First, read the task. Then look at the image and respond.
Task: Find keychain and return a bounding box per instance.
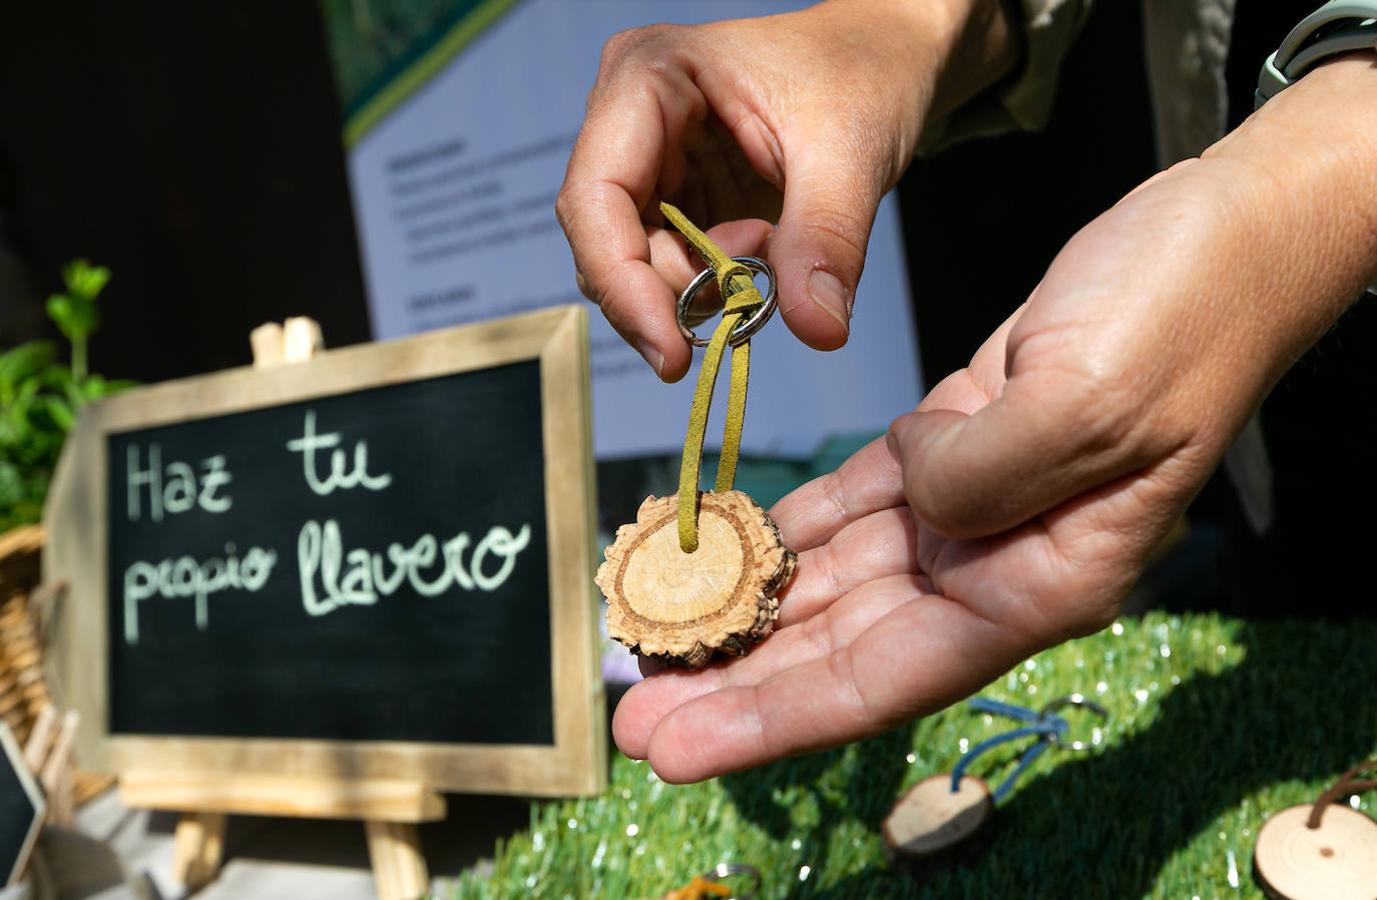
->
[884,695,1108,861]
[1254,760,1377,899]
[598,204,797,668]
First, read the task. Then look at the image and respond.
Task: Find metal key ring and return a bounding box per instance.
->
[703,862,761,899]
[676,256,778,348]
[1040,693,1109,752]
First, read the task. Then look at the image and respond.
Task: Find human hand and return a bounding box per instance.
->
[610,54,1377,782]
[556,0,1016,381]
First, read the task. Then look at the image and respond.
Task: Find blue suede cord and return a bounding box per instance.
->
[950,698,1070,804]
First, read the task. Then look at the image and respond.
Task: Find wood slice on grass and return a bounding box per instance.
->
[1254,803,1377,900]
[883,775,994,861]
[598,490,796,668]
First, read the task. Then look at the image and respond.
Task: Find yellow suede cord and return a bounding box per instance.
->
[661,202,764,553]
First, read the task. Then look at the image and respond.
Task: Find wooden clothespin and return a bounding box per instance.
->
[250,316,324,368]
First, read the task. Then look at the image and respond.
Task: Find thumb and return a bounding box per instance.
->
[769,141,884,350]
[887,372,1157,540]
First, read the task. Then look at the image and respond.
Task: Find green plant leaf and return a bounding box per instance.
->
[46,293,99,343]
[0,341,57,403]
[80,374,106,398]
[10,377,40,423]
[35,366,74,411]
[60,376,84,413]
[42,395,75,432]
[0,460,20,507]
[3,259,126,528]
[76,374,136,402]
[63,259,111,301]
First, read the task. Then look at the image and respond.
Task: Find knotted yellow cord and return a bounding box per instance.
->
[661,202,764,552]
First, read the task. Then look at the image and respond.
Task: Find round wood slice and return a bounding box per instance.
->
[883,775,994,859]
[598,490,796,668]
[1255,803,1377,900]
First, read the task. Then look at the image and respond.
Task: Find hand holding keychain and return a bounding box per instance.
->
[598,204,797,668]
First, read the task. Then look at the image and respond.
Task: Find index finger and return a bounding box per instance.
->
[556,60,705,382]
[642,579,1029,783]
[768,436,904,552]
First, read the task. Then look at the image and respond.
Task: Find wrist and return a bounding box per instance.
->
[825,0,1020,119]
[1200,53,1377,357]
[927,0,1023,120]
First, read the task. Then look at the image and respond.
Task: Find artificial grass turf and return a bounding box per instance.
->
[450,613,1377,898]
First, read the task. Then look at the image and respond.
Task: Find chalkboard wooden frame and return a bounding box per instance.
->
[44,305,606,796]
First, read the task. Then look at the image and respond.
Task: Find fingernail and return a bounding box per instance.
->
[808,269,850,333]
[636,340,665,377]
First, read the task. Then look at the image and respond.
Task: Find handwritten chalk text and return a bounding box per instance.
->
[286,410,392,496]
[121,410,533,643]
[123,544,277,644]
[126,444,233,522]
[297,519,530,616]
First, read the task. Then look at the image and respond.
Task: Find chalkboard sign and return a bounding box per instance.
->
[0,724,43,886]
[107,360,552,744]
[46,306,604,796]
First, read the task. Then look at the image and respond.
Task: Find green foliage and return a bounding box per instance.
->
[45,258,111,381]
[0,260,130,532]
[449,613,1377,898]
[323,0,478,113]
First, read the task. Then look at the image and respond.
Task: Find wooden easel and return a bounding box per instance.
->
[124,318,444,900]
[124,771,443,898]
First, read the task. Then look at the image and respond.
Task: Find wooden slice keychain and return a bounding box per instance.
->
[884,695,1107,862]
[598,205,796,668]
[1254,760,1377,900]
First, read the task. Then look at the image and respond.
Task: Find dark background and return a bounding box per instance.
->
[1,1,1369,618]
[106,362,554,744]
[0,3,370,378]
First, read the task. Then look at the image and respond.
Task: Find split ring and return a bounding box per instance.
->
[1041,693,1109,752]
[703,862,761,899]
[676,256,778,348]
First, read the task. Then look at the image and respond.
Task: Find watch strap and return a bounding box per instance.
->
[1256,2,1377,107]
[1256,2,1377,296]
